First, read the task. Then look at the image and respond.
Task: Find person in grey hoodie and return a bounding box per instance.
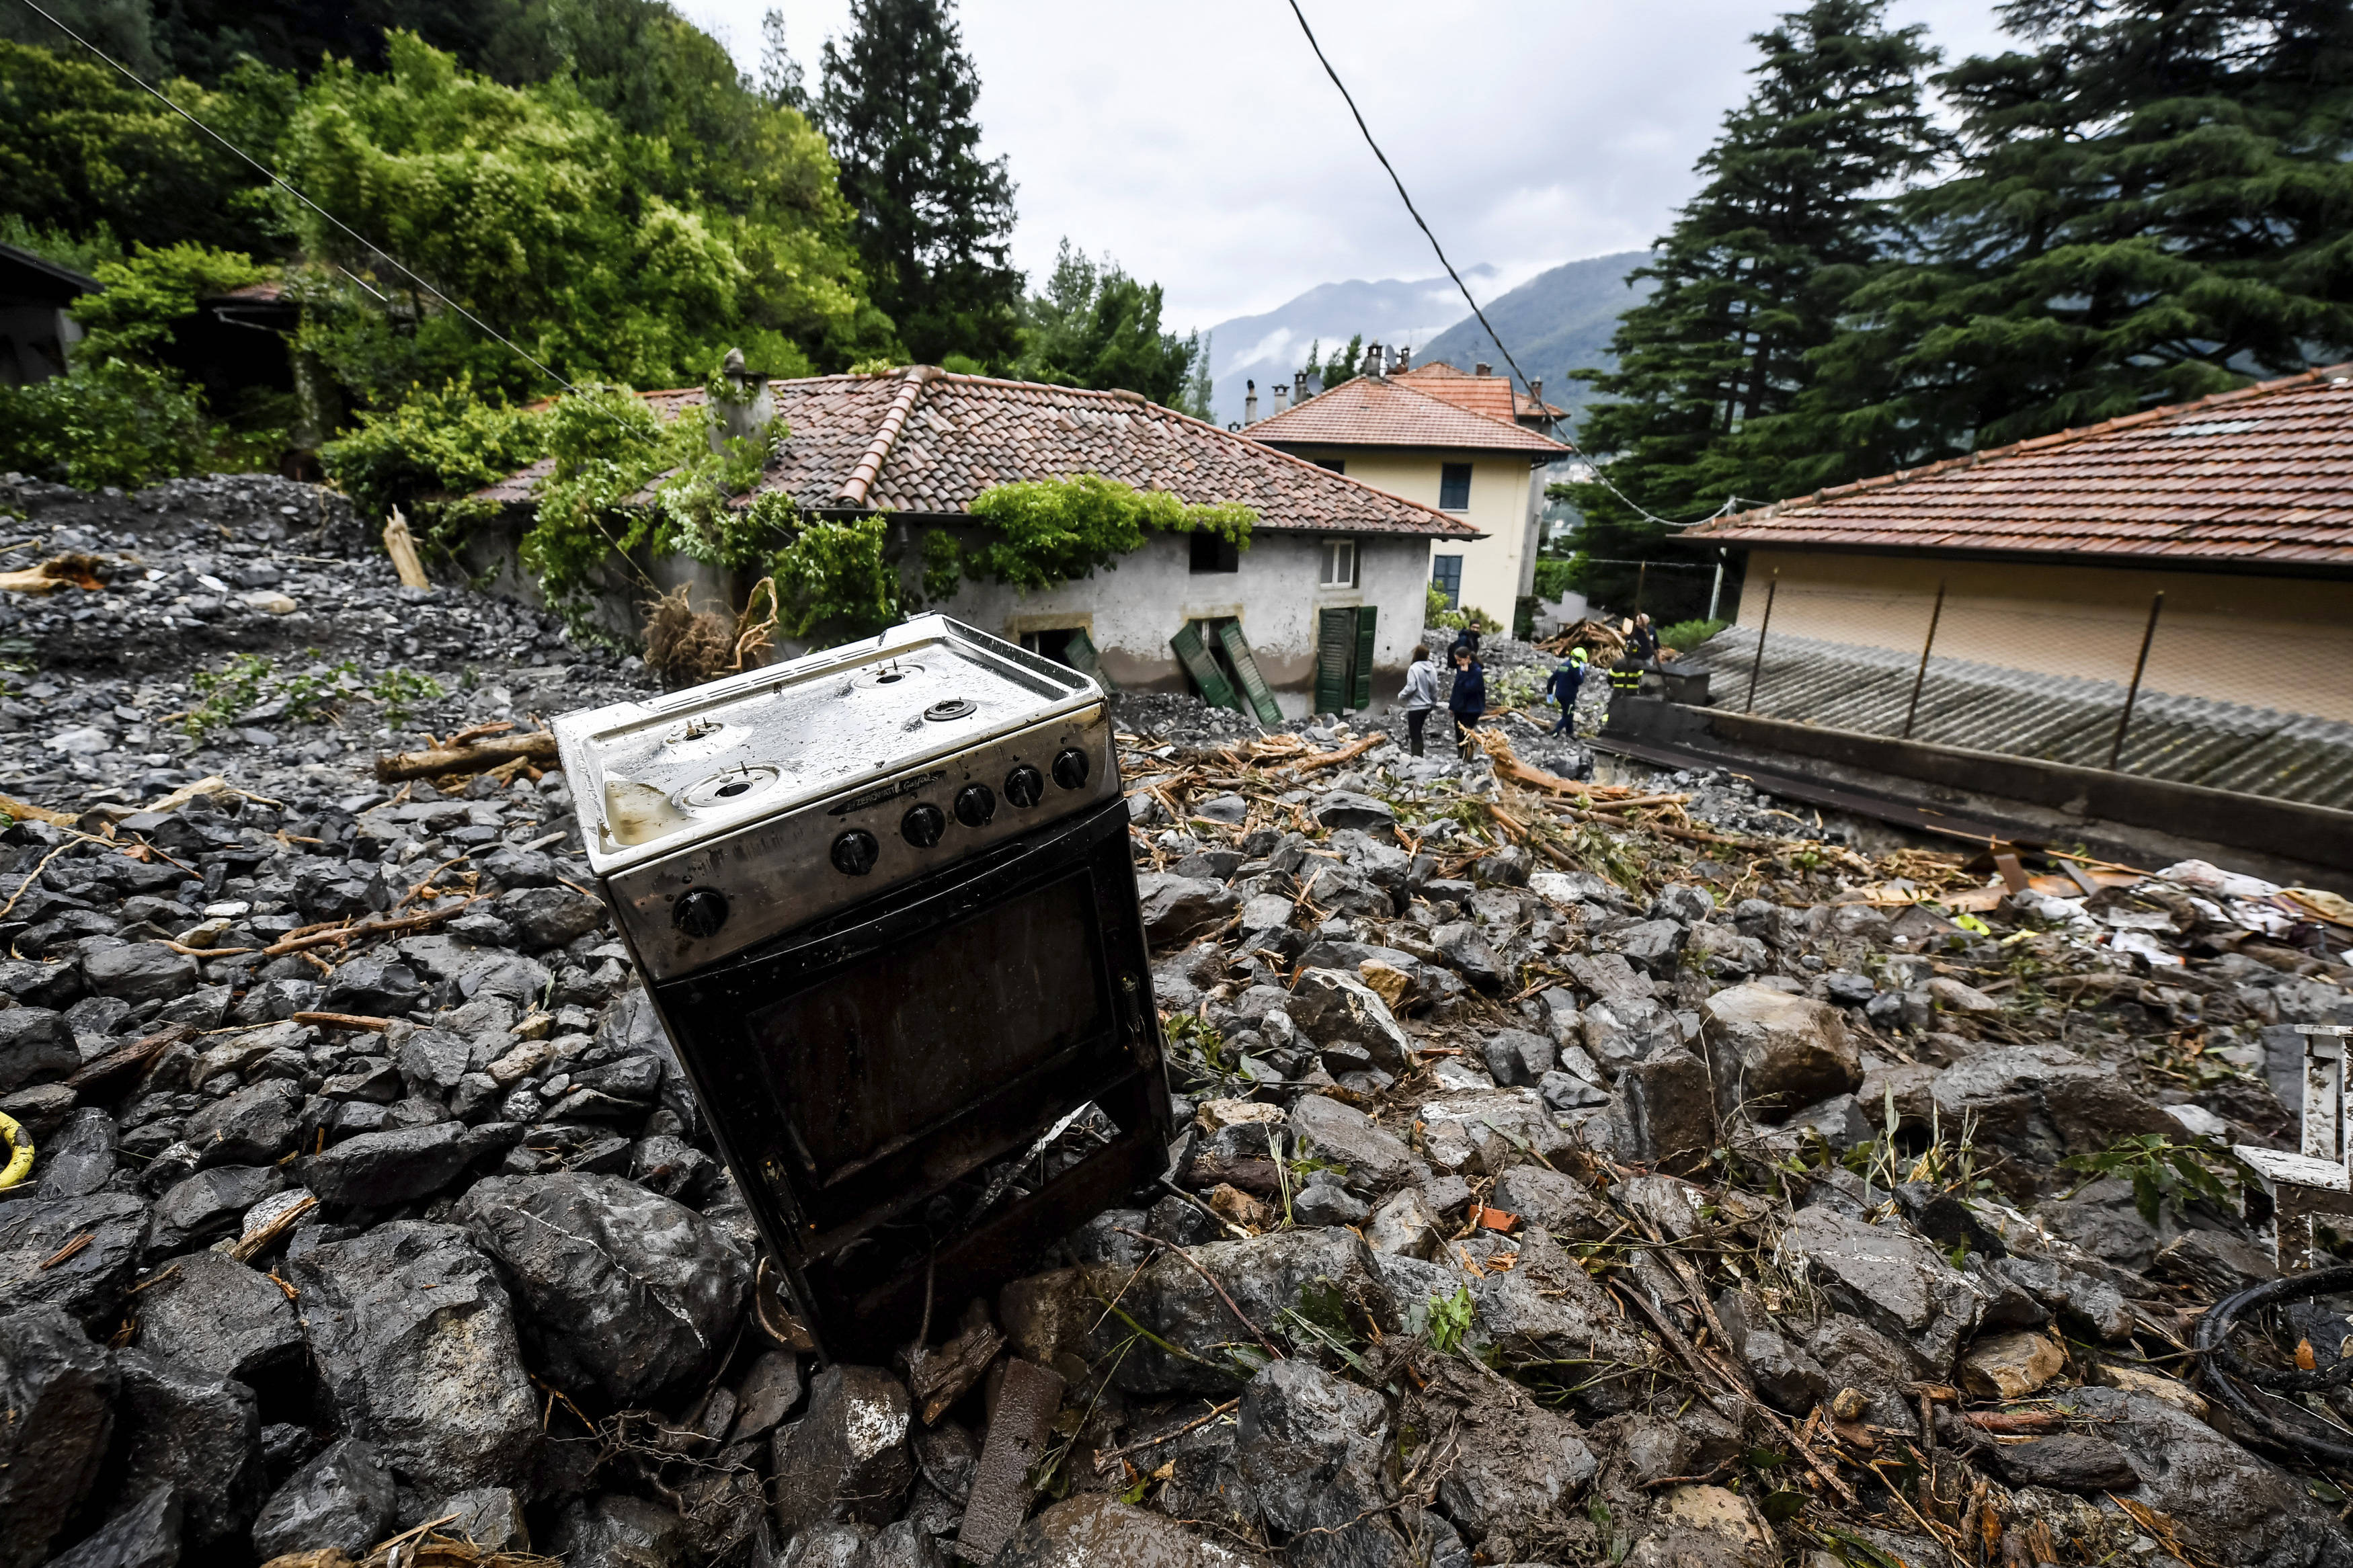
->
[1401,643,1441,756]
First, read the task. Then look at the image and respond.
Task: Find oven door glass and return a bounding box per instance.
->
[743,870,1109,1186]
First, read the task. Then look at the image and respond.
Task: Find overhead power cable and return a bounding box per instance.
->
[10,0,630,419]
[1281,0,1743,534]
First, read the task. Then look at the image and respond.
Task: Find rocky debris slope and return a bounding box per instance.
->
[0,474,2348,1568]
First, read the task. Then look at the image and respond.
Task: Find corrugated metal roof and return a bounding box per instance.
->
[475,369,1480,536]
[1689,363,2353,569]
[1696,626,2353,811]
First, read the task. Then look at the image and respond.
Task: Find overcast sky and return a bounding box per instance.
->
[678,1,2014,333]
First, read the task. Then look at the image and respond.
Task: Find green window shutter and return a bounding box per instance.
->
[1170,620,1240,710]
[1216,620,1283,726]
[1351,605,1377,710]
[1064,626,1112,689]
[1314,608,1353,715]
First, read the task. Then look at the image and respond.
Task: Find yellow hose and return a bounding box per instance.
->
[0,1111,32,1190]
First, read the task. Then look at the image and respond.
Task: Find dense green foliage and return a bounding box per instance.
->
[1012,240,1202,407]
[316,378,547,533]
[1562,0,1941,620]
[1560,0,2353,621]
[944,474,1254,593]
[820,0,1021,367]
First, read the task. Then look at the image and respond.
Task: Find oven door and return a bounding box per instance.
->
[650,794,1167,1356]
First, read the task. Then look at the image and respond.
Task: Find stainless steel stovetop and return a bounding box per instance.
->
[554,615,1119,979]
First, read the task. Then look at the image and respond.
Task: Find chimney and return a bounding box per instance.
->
[711,346,776,454]
[1271,383,1288,415]
[1244,378,1257,423]
[1474,362,1491,377]
[1394,344,1411,373]
[1364,341,1386,378]
[1528,378,1543,417]
[1294,369,1308,403]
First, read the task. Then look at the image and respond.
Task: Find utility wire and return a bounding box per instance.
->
[1282,0,1745,534]
[11,0,629,419]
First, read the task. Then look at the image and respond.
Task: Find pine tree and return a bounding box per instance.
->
[1805,0,2353,460]
[820,0,1021,366]
[758,9,809,112]
[1012,239,1198,405]
[1179,329,1214,420]
[1560,0,1942,618]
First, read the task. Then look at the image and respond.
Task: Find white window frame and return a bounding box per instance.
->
[1320,538,1357,588]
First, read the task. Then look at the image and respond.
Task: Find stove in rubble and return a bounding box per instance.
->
[556,614,1169,1359]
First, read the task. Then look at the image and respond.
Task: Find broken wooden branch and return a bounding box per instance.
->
[64,1024,193,1098]
[0,552,108,596]
[375,732,557,783]
[1287,733,1389,774]
[261,895,481,957]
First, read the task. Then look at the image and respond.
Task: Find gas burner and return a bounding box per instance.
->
[680,764,783,809]
[924,698,975,721]
[857,663,923,688]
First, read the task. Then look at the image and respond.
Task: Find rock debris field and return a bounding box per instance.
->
[0,473,2350,1568]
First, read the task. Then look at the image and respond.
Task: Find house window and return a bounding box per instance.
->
[1320,539,1357,587]
[1189,531,1238,573]
[1315,458,1346,474]
[1439,463,1472,511]
[1431,554,1463,608]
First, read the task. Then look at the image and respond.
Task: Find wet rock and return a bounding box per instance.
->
[1986,1432,2139,1493]
[495,886,606,950]
[1234,1360,1412,1568]
[1780,1207,1985,1375]
[456,1171,750,1407]
[113,1347,265,1545]
[1365,1187,1441,1258]
[320,959,423,1018]
[731,1350,805,1442]
[547,1495,690,1568]
[85,943,198,1005]
[1700,983,1860,1122]
[2071,1385,2344,1567]
[36,1107,118,1199]
[1136,876,1242,946]
[1929,1045,2173,1165]
[1987,1254,2132,1342]
[1291,1178,1369,1228]
[250,1438,397,1560]
[1613,1049,1716,1175]
[1489,1167,1613,1242]
[1426,1368,1597,1545]
[1610,1406,1743,1490]
[1286,969,1414,1073]
[0,1305,117,1568]
[1714,1292,1829,1413]
[0,1192,150,1331]
[1313,793,1395,837]
[1595,917,1686,979]
[132,1249,302,1385]
[771,1365,913,1537]
[150,1163,286,1255]
[2029,1178,2173,1273]
[1428,922,1507,989]
[1288,1094,1414,1195]
[1959,1330,2065,1400]
[300,1120,518,1208]
[1117,1227,1384,1397]
[184,1080,304,1167]
[785,1522,875,1568]
[440,1487,529,1553]
[44,1489,180,1568]
[0,1005,77,1093]
[1470,1232,1654,1416]
[287,1222,540,1492]
[1624,1485,1771,1568]
[1479,1028,1553,1088]
[1002,1497,1267,1568]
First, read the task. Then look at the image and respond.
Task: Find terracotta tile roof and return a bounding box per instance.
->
[1240,372,1568,456]
[1688,363,2353,569]
[1396,360,1564,423]
[476,369,1478,536]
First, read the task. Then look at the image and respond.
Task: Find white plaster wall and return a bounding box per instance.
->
[929,528,1433,705]
[1259,448,1532,626]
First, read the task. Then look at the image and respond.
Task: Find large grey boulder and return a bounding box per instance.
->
[0,1192,150,1332]
[0,1306,116,1568]
[1000,1495,1272,1568]
[456,1171,751,1407]
[286,1222,540,1492]
[298,1120,517,1209]
[1780,1207,1985,1376]
[0,1005,77,1094]
[132,1249,302,1385]
[112,1348,265,1546]
[1116,1228,1387,1397]
[83,943,197,1004]
[1700,983,1860,1122]
[1233,1360,1414,1568]
[771,1366,913,1538]
[1135,875,1242,946]
[249,1438,397,1559]
[1287,1094,1415,1195]
[1470,1231,1654,1417]
[43,1489,180,1568]
[1929,1044,2174,1165]
[183,1081,303,1167]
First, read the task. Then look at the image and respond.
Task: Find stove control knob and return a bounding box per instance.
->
[674,887,730,938]
[1004,764,1045,809]
[1052,747,1090,790]
[901,802,946,848]
[954,783,996,827]
[830,829,879,876]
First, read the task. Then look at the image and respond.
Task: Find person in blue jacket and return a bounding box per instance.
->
[1447,643,1486,758]
[1546,647,1588,735]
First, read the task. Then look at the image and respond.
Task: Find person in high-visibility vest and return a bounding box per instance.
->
[1608,657,1644,696]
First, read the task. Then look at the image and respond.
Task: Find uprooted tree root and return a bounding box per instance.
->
[642,579,780,690]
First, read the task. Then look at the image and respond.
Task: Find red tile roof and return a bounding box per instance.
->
[477,369,1478,536]
[1241,372,1568,456]
[1688,364,2353,569]
[1396,360,1564,423]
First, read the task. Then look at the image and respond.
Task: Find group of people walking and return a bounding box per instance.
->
[1397,613,1659,758]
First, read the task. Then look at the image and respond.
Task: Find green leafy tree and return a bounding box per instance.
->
[820,0,1021,366]
[1801,0,2353,461]
[1560,0,1942,620]
[935,474,1252,593]
[1013,239,1200,405]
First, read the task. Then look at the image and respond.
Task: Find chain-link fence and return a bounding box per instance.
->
[1696,572,2353,812]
